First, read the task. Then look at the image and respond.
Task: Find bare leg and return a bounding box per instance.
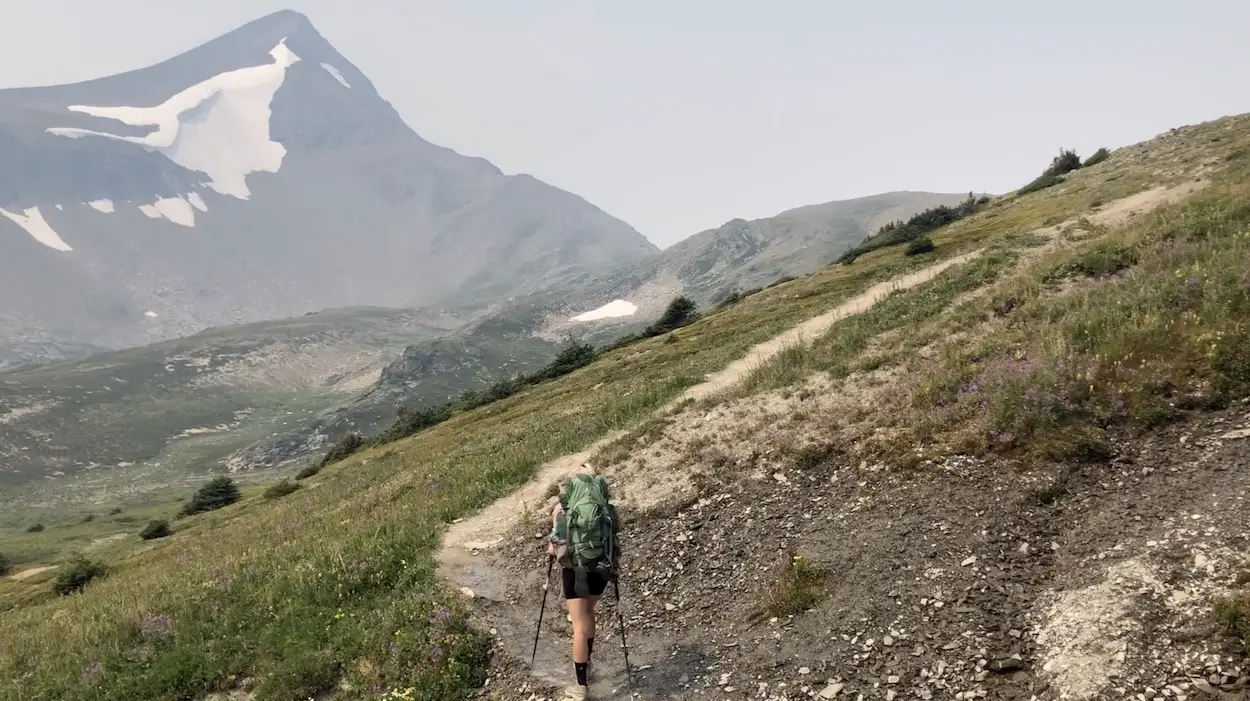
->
[569,598,593,663]
[585,595,598,640]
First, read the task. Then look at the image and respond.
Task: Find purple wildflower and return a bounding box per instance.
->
[80,661,104,685]
[139,612,174,641]
[429,605,453,626]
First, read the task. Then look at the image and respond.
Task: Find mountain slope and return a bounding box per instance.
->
[221,190,970,469]
[535,190,973,339]
[0,10,655,364]
[1,112,1248,701]
[0,307,452,503]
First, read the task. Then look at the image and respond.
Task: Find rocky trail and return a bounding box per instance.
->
[435,251,990,698]
[486,408,1250,701]
[435,183,1246,700]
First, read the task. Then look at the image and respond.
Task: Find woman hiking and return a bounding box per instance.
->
[546,473,620,700]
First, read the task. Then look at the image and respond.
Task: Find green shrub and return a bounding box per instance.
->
[319,431,365,468]
[81,514,95,523]
[1215,593,1250,656]
[294,463,322,481]
[1029,478,1069,505]
[1018,148,1083,195]
[1082,147,1111,167]
[643,296,699,337]
[905,236,936,256]
[1019,172,1065,196]
[25,523,43,533]
[0,553,11,577]
[139,520,171,540]
[179,476,241,517]
[1050,148,1082,174]
[108,507,123,516]
[1044,241,1139,281]
[529,341,596,383]
[839,193,985,263]
[789,443,840,470]
[264,480,303,500]
[376,405,453,445]
[751,552,828,621]
[53,556,107,596]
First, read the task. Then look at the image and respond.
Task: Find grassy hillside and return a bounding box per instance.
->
[0,308,455,519]
[1,114,1247,701]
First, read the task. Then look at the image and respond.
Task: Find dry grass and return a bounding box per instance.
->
[750,552,829,622]
[1215,591,1250,656]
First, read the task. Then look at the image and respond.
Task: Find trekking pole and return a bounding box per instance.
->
[612,573,635,697]
[531,555,555,665]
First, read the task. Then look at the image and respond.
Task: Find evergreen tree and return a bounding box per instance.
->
[179,476,241,517]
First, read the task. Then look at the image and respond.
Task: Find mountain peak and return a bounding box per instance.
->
[0,10,654,364]
[251,8,315,28]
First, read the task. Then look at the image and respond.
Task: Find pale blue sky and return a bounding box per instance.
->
[3,1,1249,247]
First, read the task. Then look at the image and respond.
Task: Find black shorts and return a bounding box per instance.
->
[561,567,608,599]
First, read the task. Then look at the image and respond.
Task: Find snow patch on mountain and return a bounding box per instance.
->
[0,206,73,251]
[186,192,208,212]
[321,63,351,88]
[138,197,199,227]
[571,300,638,322]
[152,198,197,227]
[46,41,300,199]
[87,200,115,213]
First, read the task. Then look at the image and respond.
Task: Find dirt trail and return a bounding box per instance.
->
[677,250,983,404]
[8,565,56,581]
[434,251,989,697]
[439,436,622,602]
[432,181,1224,700]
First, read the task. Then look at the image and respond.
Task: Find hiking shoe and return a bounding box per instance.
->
[561,683,589,700]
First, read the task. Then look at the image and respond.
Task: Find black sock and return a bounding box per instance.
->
[575,662,588,686]
[587,637,595,659]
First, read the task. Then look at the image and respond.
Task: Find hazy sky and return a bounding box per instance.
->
[3,1,1249,248]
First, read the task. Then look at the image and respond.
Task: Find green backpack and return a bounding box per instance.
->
[556,474,620,592]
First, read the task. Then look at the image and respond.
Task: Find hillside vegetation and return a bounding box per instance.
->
[2,114,1248,701]
[0,308,446,496]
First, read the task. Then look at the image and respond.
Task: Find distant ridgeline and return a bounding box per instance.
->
[302,296,702,477]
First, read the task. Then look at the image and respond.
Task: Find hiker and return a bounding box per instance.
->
[546,473,621,700]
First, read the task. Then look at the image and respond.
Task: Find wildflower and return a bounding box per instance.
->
[138,612,174,641]
[80,661,104,685]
